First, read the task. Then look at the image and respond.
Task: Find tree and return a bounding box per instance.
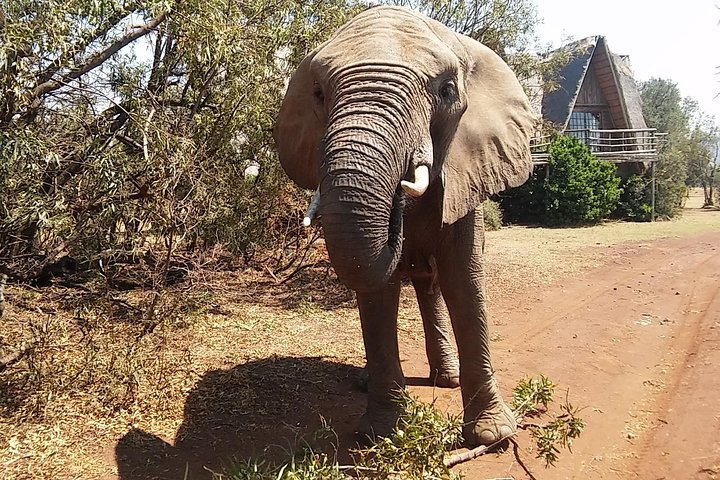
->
[639,78,691,217]
[640,78,720,213]
[0,0,357,282]
[683,110,719,207]
[639,79,690,143]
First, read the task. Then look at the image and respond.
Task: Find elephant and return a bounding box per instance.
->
[273,5,534,447]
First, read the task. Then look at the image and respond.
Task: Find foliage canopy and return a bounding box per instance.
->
[0,0,553,282]
[640,78,720,214]
[0,0,356,281]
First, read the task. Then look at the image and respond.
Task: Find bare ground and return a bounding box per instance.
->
[1,190,719,479]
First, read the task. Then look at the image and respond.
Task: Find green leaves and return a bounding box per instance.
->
[640,78,720,215]
[528,401,585,467]
[357,392,462,479]
[512,376,585,468]
[543,135,621,225]
[511,374,554,416]
[0,0,357,279]
[617,175,652,221]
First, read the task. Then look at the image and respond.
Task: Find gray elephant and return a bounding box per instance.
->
[273,6,534,447]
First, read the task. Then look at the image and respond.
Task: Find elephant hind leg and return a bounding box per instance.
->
[412,276,460,389]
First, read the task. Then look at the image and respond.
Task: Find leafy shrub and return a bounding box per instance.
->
[482,199,503,230]
[543,135,621,225]
[616,175,652,221]
[0,1,356,282]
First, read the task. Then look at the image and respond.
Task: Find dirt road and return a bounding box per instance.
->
[403,231,720,479]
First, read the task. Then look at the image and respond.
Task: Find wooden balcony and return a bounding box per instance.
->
[531,128,665,165]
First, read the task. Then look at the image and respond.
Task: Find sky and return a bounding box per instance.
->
[533,0,720,125]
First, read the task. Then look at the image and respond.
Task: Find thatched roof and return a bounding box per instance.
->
[611,52,647,129]
[539,36,647,131]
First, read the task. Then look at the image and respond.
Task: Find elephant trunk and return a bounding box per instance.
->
[319,115,408,292]
[318,66,433,291]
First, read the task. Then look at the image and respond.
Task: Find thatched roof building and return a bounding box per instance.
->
[539,35,647,131]
[529,36,660,178]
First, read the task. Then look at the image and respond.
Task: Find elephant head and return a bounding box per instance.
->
[274,6,534,292]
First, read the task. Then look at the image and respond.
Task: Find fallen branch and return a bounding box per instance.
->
[444,432,517,468]
[511,438,538,480]
[0,342,37,373]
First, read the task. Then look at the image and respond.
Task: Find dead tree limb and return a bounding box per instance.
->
[0,342,36,373]
[444,432,517,468]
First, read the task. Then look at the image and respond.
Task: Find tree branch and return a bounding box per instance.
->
[26,12,168,113]
[444,432,516,468]
[35,7,136,89]
[0,342,36,373]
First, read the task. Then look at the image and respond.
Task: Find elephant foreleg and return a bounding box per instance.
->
[356,280,404,440]
[438,208,516,447]
[412,276,460,388]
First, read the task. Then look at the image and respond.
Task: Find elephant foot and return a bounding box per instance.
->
[356,404,402,444]
[463,401,517,448]
[429,366,460,388]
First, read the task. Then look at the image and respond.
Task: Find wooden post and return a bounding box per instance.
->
[650,160,656,222]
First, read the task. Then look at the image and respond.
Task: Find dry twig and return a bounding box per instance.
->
[0,341,37,372]
[444,432,517,468]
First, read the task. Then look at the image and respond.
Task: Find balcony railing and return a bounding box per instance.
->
[531,128,665,164]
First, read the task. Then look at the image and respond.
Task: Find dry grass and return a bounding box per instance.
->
[0,258,366,479]
[484,190,720,302]
[1,191,718,479]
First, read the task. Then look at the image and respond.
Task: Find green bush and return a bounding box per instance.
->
[616,175,652,221]
[0,0,356,281]
[482,199,503,231]
[543,135,621,225]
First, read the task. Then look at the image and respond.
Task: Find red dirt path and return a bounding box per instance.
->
[402,231,720,479]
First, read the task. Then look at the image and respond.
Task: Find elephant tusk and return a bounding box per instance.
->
[400,164,430,197]
[303,188,321,227]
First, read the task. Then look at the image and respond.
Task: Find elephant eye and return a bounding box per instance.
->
[313,84,325,104]
[439,80,457,103]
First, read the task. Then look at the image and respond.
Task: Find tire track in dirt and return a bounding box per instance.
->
[628,252,720,480]
[487,235,720,479]
[401,232,720,479]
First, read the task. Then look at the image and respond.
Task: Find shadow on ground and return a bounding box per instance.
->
[116,356,366,480]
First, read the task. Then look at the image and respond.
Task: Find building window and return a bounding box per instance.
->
[568,111,601,148]
[568,111,601,130]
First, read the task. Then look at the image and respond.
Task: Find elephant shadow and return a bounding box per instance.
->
[115,356,366,480]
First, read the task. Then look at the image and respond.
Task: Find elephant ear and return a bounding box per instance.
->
[273,50,324,190]
[441,34,535,225]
